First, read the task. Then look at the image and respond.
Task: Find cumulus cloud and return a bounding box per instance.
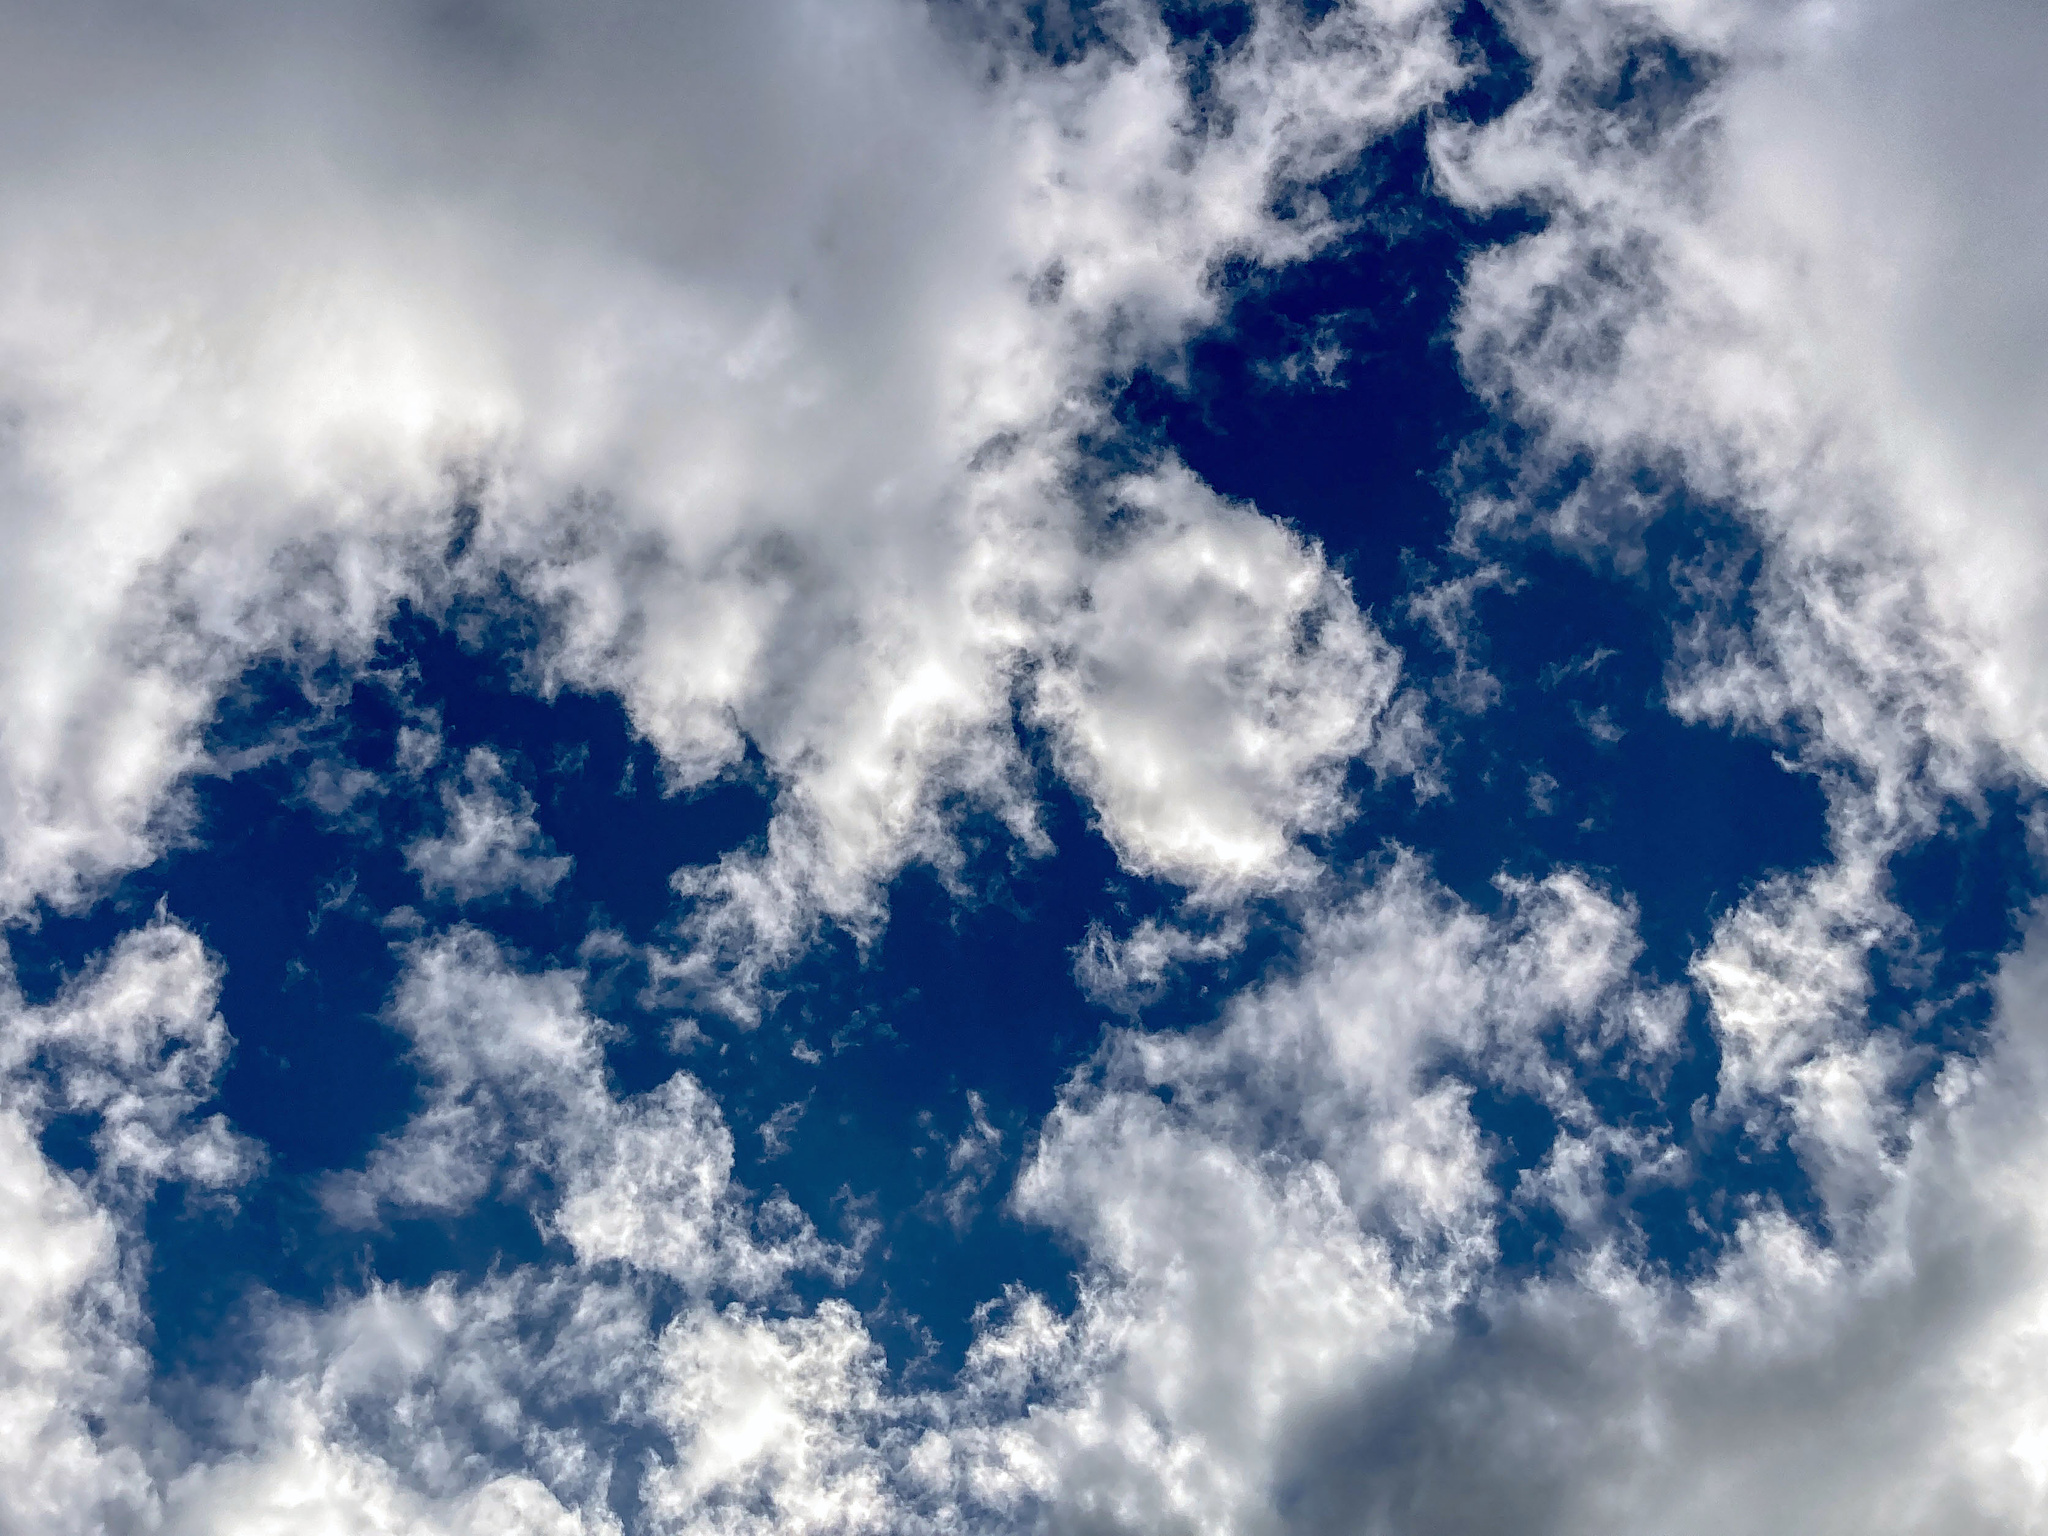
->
[1,916,259,1192]
[644,1301,894,1536]
[1216,902,2048,1536]
[0,915,252,1536]
[6,832,2047,1535]
[0,2,1473,1516]
[0,1109,152,1536]
[406,748,572,904]
[1032,464,1401,895]
[8,1,2048,1533]
[325,927,832,1295]
[163,1271,646,1535]
[1440,0,2048,837]
[0,0,1452,985]
[919,860,1673,1529]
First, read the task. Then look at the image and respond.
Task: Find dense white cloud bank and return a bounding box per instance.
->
[4,0,2048,1532]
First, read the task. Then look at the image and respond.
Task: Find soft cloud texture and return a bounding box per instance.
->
[6,0,2048,1532]
[1442,0,2048,825]
[407,748,572,904]
[324,928,833,1295]
[0,917,252,1536]
[1431,8,2048,1427]
[0,0,1448,961]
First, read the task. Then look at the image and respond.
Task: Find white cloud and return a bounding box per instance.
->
[644,1301,893,1536]
[406,748,572,905]
[0,0,1457,1003]
[1032,463,1402,896]
[918,858,1678,1533]
[9,868,2048,1536]
[161,1272,642,1535]
[1,916,260,1193]
[0,913,255,1536]
[11,3,2048,1534]
[0,1110,153,1536]
[1440,0,2048,842]
[0,3,1485,1516]
[326,927,834,1294]
[894,882,2048,1536]
[167,1450,608,1536]
[1224,903,2048,1535]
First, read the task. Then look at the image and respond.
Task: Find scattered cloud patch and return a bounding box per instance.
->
[406,749,572,905]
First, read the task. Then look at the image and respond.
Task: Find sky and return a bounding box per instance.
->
[1,1,2046,1531]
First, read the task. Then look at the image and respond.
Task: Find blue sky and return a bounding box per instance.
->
[2,2,2047,1532]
